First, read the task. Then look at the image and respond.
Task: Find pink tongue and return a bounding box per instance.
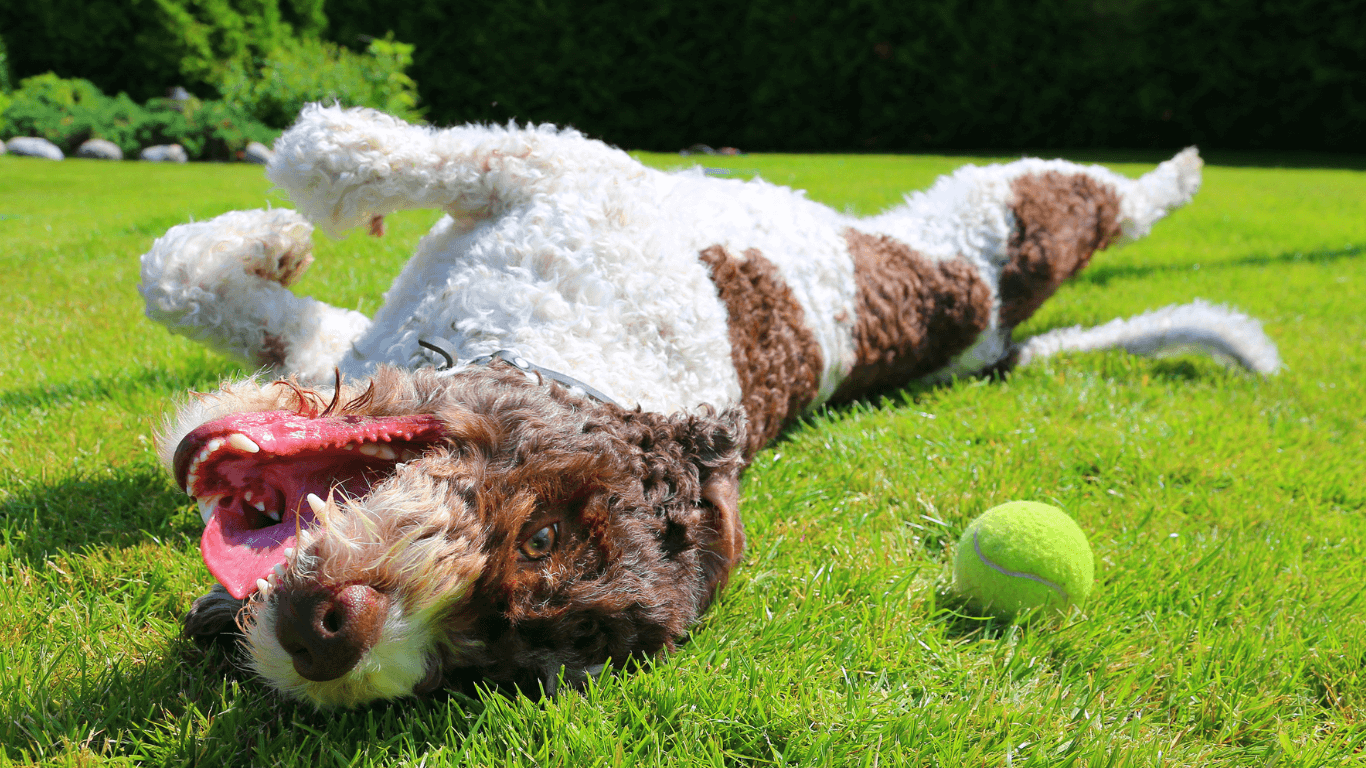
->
[201,511,297,600]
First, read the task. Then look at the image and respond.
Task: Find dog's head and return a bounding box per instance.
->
[166,365,745,706]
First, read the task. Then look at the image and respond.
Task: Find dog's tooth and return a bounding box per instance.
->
[251,499,266,512]
[256,577,271,594]
[273,563,287,579]
[307,493,327,515]
[342,443,354,451]
[195,497,215,524]
[265,508,280,522]
[358,443,380,457]
[284,547,295,559]
[226,433,260,454]
[359,443,397,460]
[244,490,253,502]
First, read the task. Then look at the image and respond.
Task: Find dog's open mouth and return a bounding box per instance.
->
[174,411,447,599]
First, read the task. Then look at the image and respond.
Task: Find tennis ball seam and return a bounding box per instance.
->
[972,530,1069,602]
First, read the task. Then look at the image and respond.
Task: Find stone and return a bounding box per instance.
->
[141,144,188,163]
[6,137,65,160]
[77,138,124,160]
[243,141,274,165]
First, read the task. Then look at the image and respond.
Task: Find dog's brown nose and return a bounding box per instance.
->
[275,583,389,682]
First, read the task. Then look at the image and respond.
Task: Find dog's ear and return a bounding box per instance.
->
[667,407,747,603]
[698,466,744,597]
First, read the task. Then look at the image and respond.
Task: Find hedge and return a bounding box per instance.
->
[320,0,1364,152]
[3,0,1362,151]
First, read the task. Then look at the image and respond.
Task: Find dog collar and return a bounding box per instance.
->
[418,337,620,407]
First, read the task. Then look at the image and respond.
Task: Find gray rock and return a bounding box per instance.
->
[243,140,274,165]
[0,141,5,156]
[140,144,188,163]
[6,137,65,160]
[77,138,124,160]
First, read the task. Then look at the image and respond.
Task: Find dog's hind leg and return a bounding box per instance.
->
[996,150,1279,373]
[139,208,371,381]
[837,149,1275,398]
[267,104,636,237]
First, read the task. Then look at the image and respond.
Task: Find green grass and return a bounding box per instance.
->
[1,150,1363,767]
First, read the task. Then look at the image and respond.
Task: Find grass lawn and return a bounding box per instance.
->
[1,148,1363,766]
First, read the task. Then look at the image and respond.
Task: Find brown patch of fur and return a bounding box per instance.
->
[700,245,823,457]
[832,230,993,401]
[248,243,313,286]
[259,332,288,368]
[1000,172,1123,327]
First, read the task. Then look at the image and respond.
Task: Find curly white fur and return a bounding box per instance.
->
[141,105,1272,416]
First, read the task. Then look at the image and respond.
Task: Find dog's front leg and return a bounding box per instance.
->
[139,208,371,381]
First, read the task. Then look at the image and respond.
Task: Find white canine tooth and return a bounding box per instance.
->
[251,499,266,512]
[226,433,261,454]
[195,494,224,525]
[265,509,281,522]
[307,493,327,514]
[256,578,271,596]
[274,564,287,579]
[358,443,380,457]
[342,444,354,451]
[244,490,253,501]
[284,547,295,559]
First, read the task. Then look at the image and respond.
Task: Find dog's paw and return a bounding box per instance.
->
[241,214,315,287]
[182,583,247,645]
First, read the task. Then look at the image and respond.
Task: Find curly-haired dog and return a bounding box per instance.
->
[140,105,1279,707]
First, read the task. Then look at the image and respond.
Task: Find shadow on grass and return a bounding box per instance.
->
[0,466,200,566]
[0,360,239,414]
[4,636,489,766]
[1078,243,1364,288]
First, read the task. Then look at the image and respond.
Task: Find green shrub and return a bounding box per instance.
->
[0,73,279,160]
[214,33,422,128]
[0,0,323,104]
[137,97,282,161]
[0,0,418,132]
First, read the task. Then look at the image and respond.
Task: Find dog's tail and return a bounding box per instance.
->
[1014,300,1281,374]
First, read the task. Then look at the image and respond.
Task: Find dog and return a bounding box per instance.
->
[139,105,1279,707]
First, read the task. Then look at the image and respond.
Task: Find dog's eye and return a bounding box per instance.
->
[519,523,558,560]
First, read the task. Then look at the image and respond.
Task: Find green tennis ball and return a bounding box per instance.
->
[953,501,1094,618]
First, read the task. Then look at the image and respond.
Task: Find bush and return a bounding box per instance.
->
[0,0,420,133]
[213,33,422,128]
[138,98,282,161]
[0,73,279,160]
[0,0,321,104]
